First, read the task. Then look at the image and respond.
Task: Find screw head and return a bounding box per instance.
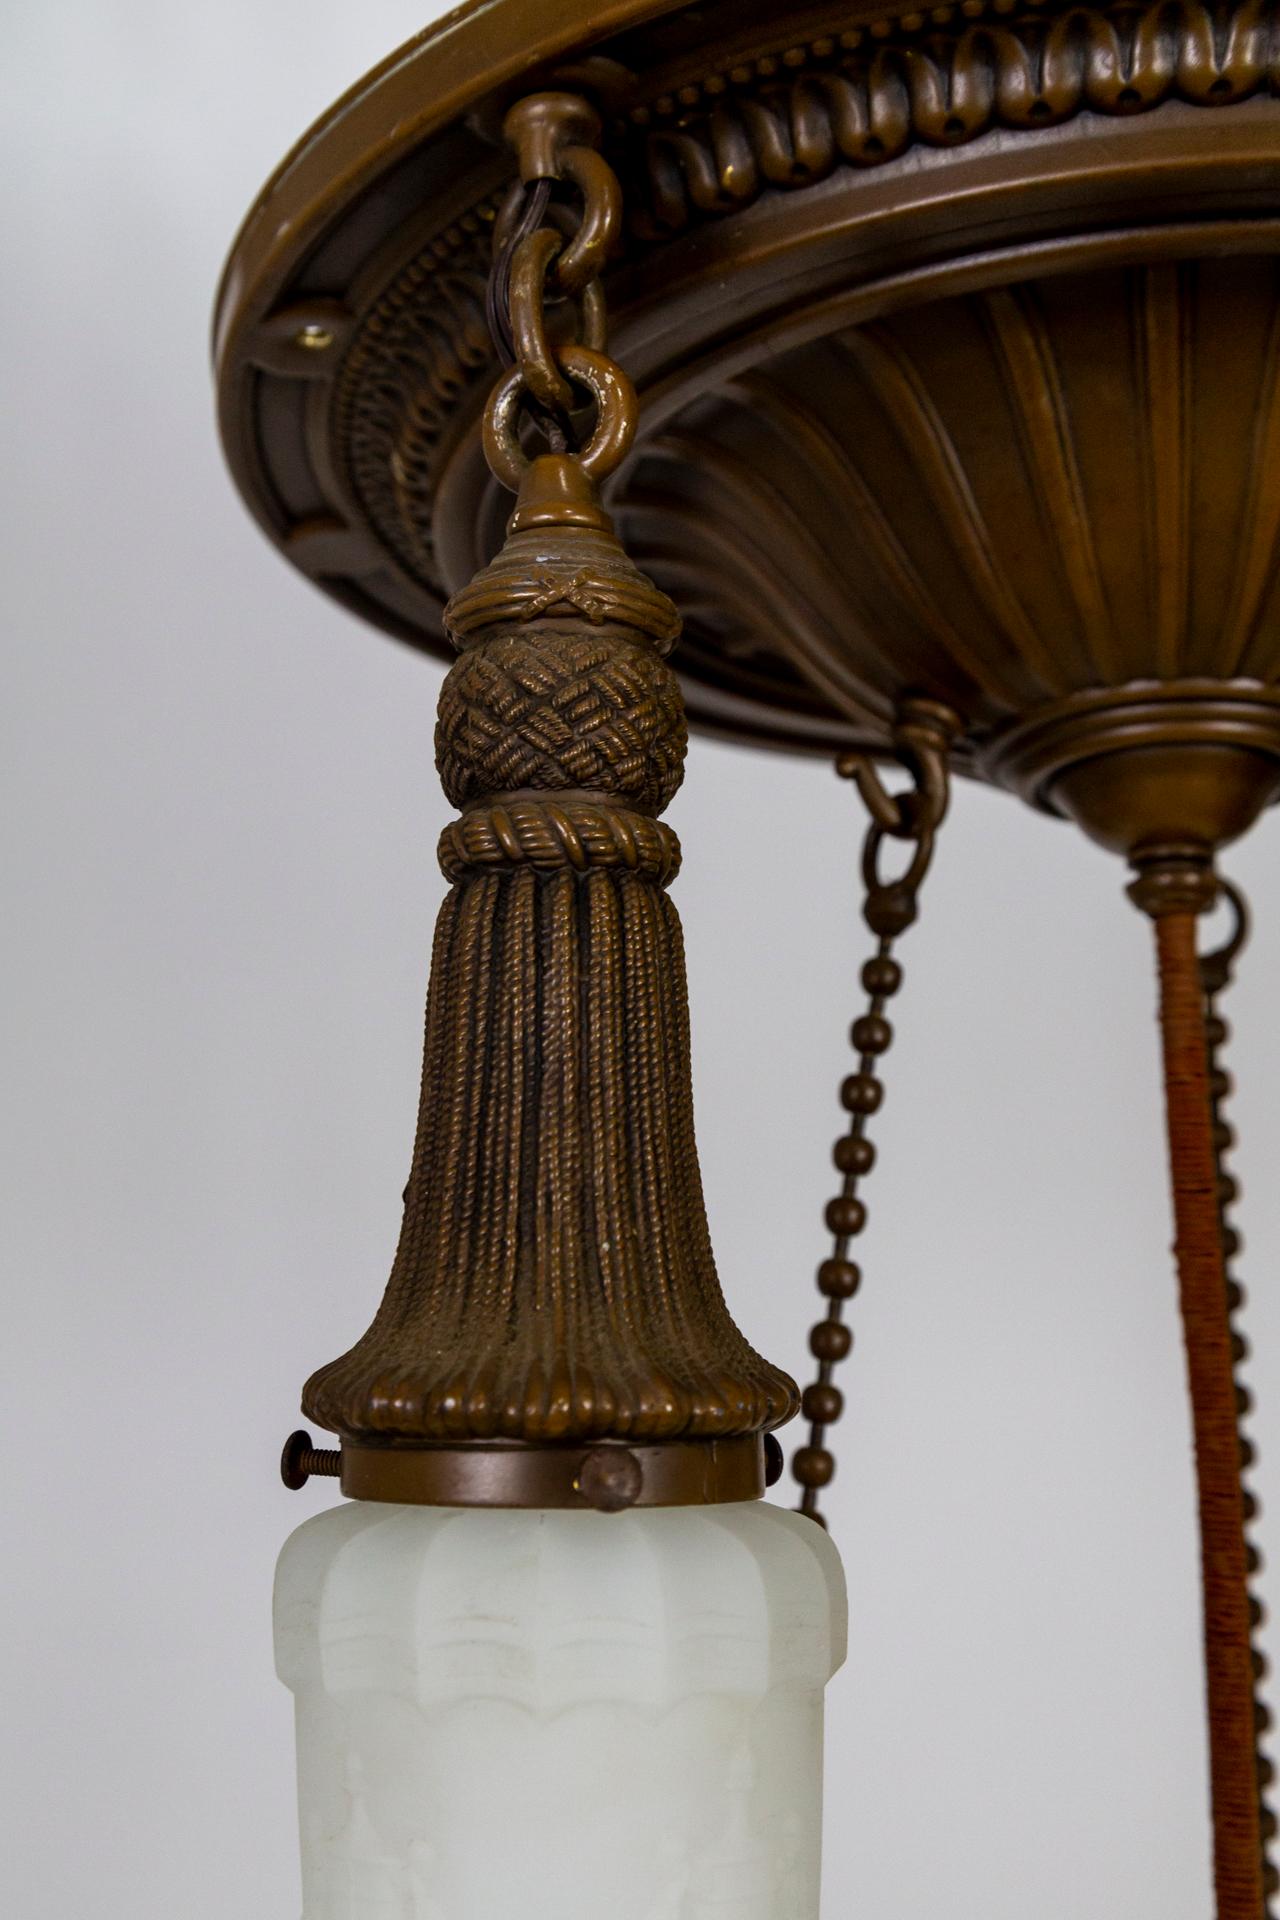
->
[576,1446,644,1512]
[281,1430,314,1490]
[294,323,335,353]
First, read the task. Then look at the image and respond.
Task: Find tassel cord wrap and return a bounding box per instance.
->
[1152,905,1269,1919]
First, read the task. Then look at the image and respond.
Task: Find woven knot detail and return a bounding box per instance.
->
[439,801,682,884]
[443,526,682,655]
[520,571,614,623]
[436,627,686,814]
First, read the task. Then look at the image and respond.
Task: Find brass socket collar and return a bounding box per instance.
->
[1127,842,1220,919]
[338,1435,770,1511]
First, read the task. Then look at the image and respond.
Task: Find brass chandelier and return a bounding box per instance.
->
[215,3,1280,1912]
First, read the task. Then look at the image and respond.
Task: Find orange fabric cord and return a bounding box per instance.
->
[1154,909,1264,1919]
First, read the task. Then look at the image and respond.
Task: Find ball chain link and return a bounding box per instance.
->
[793,700,963,1525]
[1200,878,1279,1910]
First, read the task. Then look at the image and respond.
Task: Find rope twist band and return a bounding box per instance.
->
[439,800,681,884]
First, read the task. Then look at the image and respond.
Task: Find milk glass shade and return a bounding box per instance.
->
[275,1501,847,1919]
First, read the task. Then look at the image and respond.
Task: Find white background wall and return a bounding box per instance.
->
[4,6,1280,1916]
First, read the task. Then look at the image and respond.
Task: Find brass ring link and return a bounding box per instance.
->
[484,344,638,491]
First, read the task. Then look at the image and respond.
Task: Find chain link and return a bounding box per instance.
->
[1200,878,1278,1910]
[793,700,962,1525]
[485,94,634,483]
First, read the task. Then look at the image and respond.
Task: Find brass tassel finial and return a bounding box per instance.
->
[296,94,797,1510]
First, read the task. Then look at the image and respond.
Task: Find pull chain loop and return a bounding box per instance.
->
[838,697,959,939]
[793,699,962,1525]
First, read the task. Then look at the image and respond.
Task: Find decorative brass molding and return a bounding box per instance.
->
[983,679,1280,807]
[981,678,1280,852]
[607,256,1280,749]
[331,249,1280,767]
[334,211,498,595]
[219,0,1280,761]
[623,0,1280,235]
[334,1,1280,602]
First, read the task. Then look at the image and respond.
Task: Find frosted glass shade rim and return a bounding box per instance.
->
[275,1499,846,1919]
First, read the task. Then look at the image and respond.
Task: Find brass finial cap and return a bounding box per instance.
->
[444,456,681,654]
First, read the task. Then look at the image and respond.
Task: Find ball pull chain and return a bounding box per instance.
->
[792,699,962,1525]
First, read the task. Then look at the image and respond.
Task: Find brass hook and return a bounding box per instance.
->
[1200,874,1250,998]
[838,698,964,938]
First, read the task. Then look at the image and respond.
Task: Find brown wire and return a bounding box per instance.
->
[1154,909,1264,1918]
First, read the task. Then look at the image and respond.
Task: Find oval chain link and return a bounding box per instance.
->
[508,226,608,416]
[486,96,632,481]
